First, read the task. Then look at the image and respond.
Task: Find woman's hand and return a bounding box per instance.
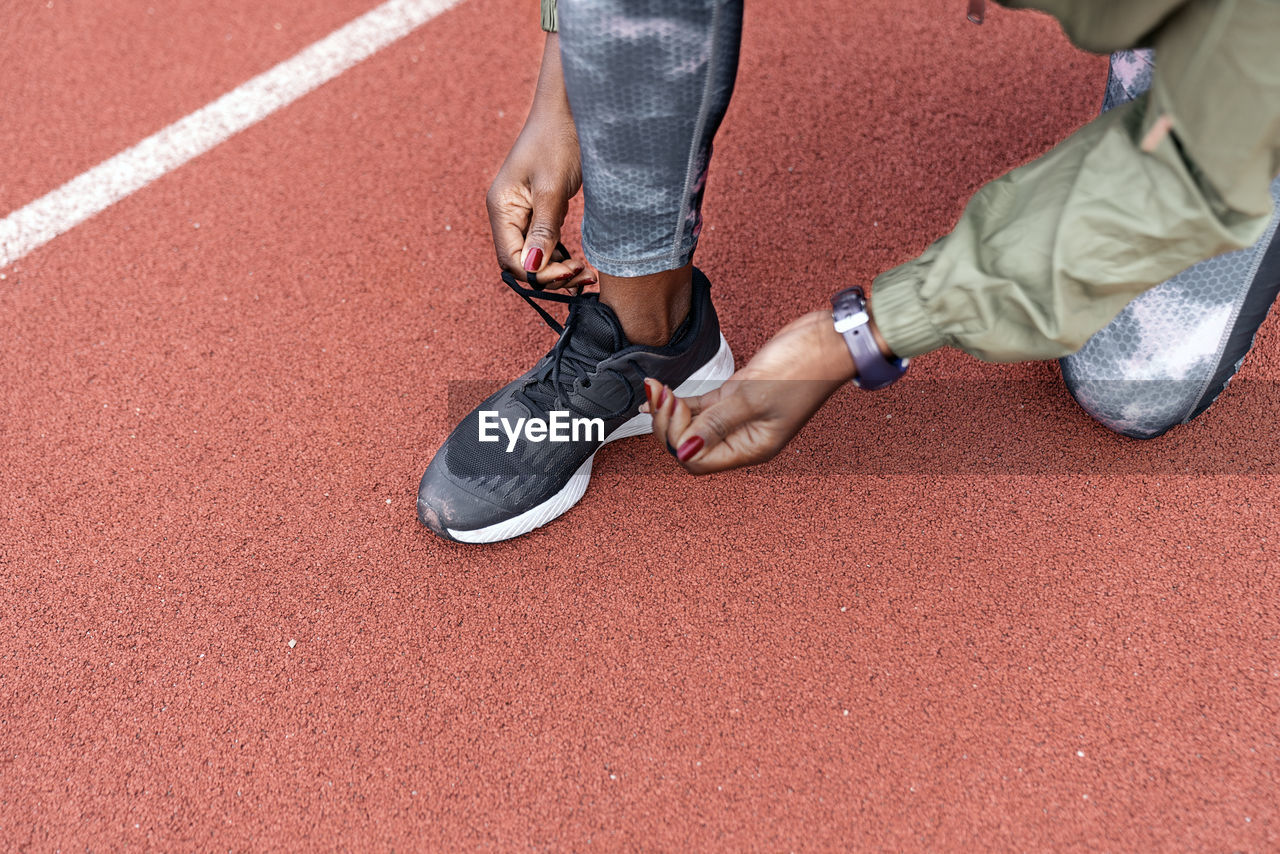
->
[644,310,860,473]
[486,33,597,290]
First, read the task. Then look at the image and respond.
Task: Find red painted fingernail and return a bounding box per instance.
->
[676,436,704,462]
[555,271,575,281]
[644,380,655,408]
[523,248,543,272]
[580,278,596,286]
[656,386,669,409]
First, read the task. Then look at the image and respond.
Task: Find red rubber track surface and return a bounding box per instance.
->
[3,0,1278,849]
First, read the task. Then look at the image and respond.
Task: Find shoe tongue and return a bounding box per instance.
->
[566,297,627,359]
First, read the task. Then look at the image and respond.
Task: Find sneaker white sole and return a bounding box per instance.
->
[446,334,735,544]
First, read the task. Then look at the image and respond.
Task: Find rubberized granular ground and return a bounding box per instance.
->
[3,0,1277,848]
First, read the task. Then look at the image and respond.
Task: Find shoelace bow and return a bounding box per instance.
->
[500,270,638,420]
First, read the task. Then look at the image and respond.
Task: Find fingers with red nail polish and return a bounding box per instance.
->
[523,247,544,272]
[572,261,599,288]
[650,381,674,452]
[665,388,695,463]
[642,380,710,468]
[676,436,704,462]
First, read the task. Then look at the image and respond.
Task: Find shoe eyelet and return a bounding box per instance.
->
[581,378,592,389]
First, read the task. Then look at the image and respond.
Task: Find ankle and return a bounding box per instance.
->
[598,265,694,347]
[612,302,691,347]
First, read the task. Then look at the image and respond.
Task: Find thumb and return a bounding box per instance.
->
[520,185,570,274]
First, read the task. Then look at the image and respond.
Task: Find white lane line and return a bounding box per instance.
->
[0,0,463,269]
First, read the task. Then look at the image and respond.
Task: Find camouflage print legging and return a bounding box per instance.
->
[558,0,743,277]
[1063,49,1280,438]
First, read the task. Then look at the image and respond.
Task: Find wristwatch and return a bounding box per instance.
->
[831,286,909,390]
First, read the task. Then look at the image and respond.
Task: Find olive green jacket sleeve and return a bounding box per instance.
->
[871,0,1280,362]
[541,0,558,32]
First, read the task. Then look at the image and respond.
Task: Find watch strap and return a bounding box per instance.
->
[831,287,909,390]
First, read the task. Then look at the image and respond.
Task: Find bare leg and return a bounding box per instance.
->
[598,264,693,346]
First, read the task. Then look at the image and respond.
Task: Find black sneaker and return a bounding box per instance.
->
[417,268,734,543]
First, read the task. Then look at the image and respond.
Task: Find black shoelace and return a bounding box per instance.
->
[500,270,638,420]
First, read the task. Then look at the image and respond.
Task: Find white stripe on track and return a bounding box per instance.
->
[0,0,462,269]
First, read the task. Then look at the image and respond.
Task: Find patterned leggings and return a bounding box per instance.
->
[559,0,742,277]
